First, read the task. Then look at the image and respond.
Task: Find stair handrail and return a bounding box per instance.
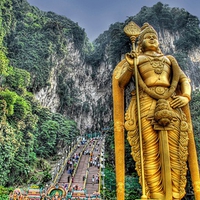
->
[52,141,78,184]
[83,139,98,190]
[99,138,105,193]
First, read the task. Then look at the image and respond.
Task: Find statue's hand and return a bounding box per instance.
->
[170,96,189,108]
[125,52,136,66]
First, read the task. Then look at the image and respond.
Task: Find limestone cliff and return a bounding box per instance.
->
[34,40,113,134]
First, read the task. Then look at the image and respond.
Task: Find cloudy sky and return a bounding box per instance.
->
[27,0,200,41]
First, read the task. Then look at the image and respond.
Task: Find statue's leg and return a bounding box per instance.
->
[142,117,164,198]
[168,129,180,199]
[168,110,188,200]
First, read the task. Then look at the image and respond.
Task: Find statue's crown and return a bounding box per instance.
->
[138,23,157,41]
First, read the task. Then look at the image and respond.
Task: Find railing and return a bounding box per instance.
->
[51,139,79,184]
[100,137,106,200]
[99,138,105,192]
[83,140,98,190]
[53,146,76,184]
[83,162,90,189]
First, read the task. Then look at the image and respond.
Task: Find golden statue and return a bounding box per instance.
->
[112,22,200,200]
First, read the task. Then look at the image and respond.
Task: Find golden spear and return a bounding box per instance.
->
[124,21,147,199]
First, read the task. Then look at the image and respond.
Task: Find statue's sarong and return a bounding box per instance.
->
[125,89,189,199]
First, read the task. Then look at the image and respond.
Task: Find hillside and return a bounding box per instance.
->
[1,0,200,189]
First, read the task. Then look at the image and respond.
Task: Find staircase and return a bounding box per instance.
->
[57,137,104,199]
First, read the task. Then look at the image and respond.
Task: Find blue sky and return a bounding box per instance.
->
[27,0,200,41]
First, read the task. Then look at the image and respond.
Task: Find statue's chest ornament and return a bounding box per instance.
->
[147,56,165,74]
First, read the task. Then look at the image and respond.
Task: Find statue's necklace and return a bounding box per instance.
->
[146,56,165,74]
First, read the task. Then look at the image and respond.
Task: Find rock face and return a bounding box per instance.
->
[187,48,200,90]
[158,29,200,90]
[34,40,113,134]
[33,27,200,134]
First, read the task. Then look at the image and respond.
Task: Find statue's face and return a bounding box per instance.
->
[142,33,159,51]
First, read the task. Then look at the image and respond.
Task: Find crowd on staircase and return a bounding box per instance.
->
[9,136,105,200]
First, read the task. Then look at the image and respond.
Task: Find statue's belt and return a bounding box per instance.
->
[149,86,170,96]
[131,86,172,98]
